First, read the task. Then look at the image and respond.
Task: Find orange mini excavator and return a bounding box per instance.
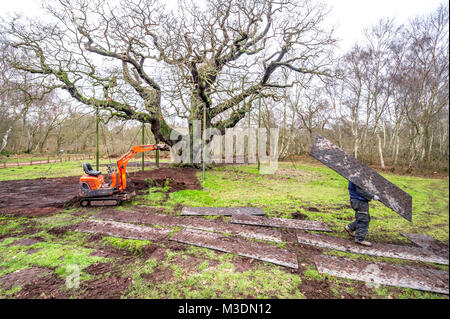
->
[78,144,168,207]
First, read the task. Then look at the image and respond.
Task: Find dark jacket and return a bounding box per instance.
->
[348,181,374,202]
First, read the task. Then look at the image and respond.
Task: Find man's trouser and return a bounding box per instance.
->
[347,199,370,242]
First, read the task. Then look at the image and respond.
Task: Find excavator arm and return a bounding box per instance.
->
[116,144,168,191]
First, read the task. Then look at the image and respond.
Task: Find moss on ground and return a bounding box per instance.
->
[0,230,107,294]
[101,236,154,255]
[124,246,304,299]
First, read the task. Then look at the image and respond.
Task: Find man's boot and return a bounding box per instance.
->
[355,239,372,247]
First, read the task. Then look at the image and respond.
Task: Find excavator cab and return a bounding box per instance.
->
[79,163,105,193]
[79,163,118,206]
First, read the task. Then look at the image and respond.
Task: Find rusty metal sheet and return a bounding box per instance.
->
[170,228,298,269]
[181,206,265,216]
[231,214,332,232]
[93,209,179,227]
[314,255,449,295]
[401,233,449,259]
[93,209,282,243]
[177,218,282,243]
[76,220,171,241]
[297,232,448,265]
[309,135,412,222]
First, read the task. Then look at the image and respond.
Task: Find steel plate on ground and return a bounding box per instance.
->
[93,209,282,242]
[297,232,448,265]
[181,206,265,216]
[314,254,449,294]
[401,233,449,259]
[170,228,298,269]
[231,214,332,232]
[76,219,171,241]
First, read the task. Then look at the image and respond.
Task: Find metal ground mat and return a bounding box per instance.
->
[314,255,449,294]
[170,228,298,269]
[401,233,449,259]
[231,214,332,232]
[181,206,265,216]
[76,219,171,241]
[297,232,448,265]
[93,209,180,227]
[310,135,412,222]
[177,217,282,243]
[93,209,282,242]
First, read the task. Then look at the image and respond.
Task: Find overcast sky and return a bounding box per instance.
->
[0,0,445,52]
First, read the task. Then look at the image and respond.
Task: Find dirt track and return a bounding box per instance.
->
[0,176,80,216]
[0,167,200,217]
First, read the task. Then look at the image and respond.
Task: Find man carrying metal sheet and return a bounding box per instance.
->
[344,181,380,247]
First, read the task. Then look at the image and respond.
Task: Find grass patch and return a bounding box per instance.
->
[0,216,30,234]
[127,258,304,299]
[101,236,154,255]
[303,267,324,280]
[0,233,106,280]
[0,159,165,181]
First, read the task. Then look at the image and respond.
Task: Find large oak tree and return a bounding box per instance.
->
[1,0,335,152]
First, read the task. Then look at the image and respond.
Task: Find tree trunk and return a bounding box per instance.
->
[376,130,385,169]
[393,133,400,166]
[352,123,359,159]
[0,127,12,153]
[38,125,55,154]
[427,132,434,165]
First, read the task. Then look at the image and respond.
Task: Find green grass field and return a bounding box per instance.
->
[0,158,171,181]
[0,160,448,299]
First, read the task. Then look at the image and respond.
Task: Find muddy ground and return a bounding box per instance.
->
[0,176,80,216]
[0,167,200,217]
[1,204,448,299]
[127,167,201,193]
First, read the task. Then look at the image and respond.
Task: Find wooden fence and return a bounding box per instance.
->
[0,154,94,168]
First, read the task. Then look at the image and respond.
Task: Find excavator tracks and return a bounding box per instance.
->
[79,191,136,207]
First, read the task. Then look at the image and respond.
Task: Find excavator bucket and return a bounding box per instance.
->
[309,135,412,222]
